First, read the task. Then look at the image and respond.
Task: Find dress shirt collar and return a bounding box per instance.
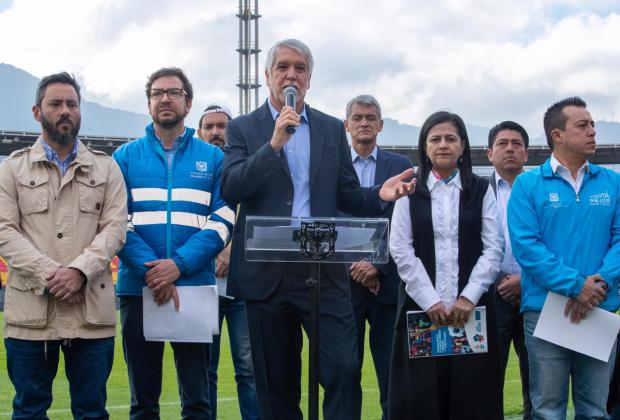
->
[427,169,462,192]
[550,154,589,176]
[41,138,79,169]
[351,145,378,163]
[155,128,186,152]
[267,98,308,123]
[495,171,514,191]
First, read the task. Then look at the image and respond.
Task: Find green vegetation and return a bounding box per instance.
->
[0,313,528,419]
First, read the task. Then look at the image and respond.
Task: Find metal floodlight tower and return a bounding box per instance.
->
[237,0,261,115]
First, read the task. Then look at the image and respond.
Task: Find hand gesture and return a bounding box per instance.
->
[427,302,451,328]
[47,267,86,301]
[270,106,300,152]
[575,274,607,310]
[66,285,85,305]
[379,169,416,201]
[215,244,231,277]
[565,274,608,324]
[498,274,521,307]
[365,278,381,295]
[152,283,180,311]
[350,261,381,295]
[145,259,181,292]
[451,296,475,326]
[563,298,590,324]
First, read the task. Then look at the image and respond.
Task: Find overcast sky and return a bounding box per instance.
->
[1,0,619,139]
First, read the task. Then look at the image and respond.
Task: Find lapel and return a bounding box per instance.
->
[375,147,391,184]
[307,105,326,190]
[255,101,292,182]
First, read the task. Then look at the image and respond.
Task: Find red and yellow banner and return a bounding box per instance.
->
[0,257,7,286]
[111,256,119,284]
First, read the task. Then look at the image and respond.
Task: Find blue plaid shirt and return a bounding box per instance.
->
[41,139,79,176]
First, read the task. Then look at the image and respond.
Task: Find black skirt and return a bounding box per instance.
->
[387,282,503,420]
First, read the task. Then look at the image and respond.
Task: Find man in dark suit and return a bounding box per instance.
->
[486,121,531,419]
[221,39,414,420]
[343,95,413,420]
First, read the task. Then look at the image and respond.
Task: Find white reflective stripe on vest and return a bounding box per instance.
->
[172,188,211,206]
[132,211,228,241]
[131,211,167,226]
[214,206,235,225]
[131,188,211,206]
[132,211,204,228]
[203,220,229,243]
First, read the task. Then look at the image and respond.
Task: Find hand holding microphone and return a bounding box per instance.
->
[270,85,300,152]
[284,85,298,134]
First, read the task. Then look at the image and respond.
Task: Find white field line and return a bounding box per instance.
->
[0,388,378,416]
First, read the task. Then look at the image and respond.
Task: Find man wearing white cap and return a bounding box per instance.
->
[197,104,260,420]
[198,104,232,150]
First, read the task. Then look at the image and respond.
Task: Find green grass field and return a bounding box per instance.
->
[0,313,529,419]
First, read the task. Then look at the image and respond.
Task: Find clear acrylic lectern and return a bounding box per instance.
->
[245,216,389,420]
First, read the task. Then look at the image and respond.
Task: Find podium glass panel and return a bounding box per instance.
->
[244,216,389,264]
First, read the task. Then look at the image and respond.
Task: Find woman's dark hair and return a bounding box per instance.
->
[417,111,473,197]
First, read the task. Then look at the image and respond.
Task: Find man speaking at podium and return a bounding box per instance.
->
[222,39,414,420]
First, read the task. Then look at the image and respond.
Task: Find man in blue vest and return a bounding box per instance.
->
[113,68,235,419]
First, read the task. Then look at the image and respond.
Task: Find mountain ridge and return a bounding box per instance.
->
[2,63,619,145]
[0,63,150,138]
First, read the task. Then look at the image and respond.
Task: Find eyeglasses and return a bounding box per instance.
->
[148,88,187,101]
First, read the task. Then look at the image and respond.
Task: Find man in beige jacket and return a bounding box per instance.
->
[0,72,127,419]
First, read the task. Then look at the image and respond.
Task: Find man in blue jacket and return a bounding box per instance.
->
[509,97,620,420]
[113,68,235,419]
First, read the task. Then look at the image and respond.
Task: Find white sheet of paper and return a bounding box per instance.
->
[143,285,219,343]
[534,291,620,362]
[216,276,233,299]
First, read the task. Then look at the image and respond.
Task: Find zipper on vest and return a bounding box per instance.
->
[166,157,174,259]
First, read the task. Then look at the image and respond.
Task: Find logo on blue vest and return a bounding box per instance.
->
[549,192,559,202]
[195,161,208,172]
[590,192,611,206]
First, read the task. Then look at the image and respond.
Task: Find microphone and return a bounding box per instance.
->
[284,85,297,135]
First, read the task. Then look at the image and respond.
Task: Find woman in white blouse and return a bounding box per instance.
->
[387,111,503,420]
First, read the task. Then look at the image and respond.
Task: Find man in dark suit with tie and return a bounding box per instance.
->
[221,39,414,420]
[343,95,413,420]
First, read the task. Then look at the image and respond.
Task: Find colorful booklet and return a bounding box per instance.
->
[407,306,488,358]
